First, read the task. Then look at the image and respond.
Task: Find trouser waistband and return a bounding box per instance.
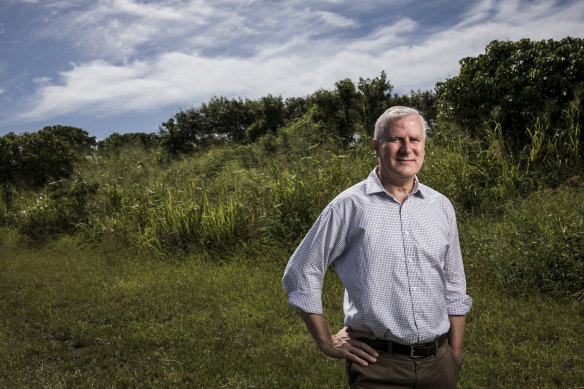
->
[359,334,447,359]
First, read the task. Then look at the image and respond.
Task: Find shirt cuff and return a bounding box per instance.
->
[287,290,323,314]
[447,293,473,316]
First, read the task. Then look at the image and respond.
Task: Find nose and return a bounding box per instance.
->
[400,139,412,154]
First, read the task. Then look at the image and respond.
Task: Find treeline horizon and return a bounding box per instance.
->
[0,69,436,185]
[2,37,582,189]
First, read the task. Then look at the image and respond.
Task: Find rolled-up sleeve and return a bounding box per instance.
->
[444,205,473,316]
[282,206,346,314]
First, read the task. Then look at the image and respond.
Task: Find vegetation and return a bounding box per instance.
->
[437,37,584,150]
[1,38,583,387]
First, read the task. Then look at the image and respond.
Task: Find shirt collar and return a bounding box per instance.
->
[365,167,424,198]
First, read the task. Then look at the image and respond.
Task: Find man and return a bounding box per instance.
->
[282,106,472,388]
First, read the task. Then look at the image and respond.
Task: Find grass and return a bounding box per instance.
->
[1,111,583,387]
[1,229,583,388]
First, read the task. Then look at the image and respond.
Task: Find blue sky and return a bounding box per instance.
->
[1,0,583,139]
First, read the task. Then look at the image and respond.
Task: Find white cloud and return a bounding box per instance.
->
[41,0,212,61]
[109,0,185,20]
[10,0,584,125]
[316,11,357,27]
[32,76,52,85]
[346,19,419,52]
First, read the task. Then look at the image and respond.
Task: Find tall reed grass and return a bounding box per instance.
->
[1,111,582,297]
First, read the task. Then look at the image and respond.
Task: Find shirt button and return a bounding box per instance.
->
[408,258,413,263]
[405,231,410,236]
[412,286,417,291]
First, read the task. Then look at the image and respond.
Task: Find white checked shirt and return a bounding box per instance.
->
[282,168,472,345]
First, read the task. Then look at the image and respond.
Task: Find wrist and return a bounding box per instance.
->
[457,356,465,368]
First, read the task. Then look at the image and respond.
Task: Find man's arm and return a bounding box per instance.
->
[447,315,466,358]
[299,311,379,367]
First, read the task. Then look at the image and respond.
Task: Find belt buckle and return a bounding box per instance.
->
[409,345,424,359]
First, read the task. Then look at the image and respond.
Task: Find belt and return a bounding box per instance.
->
[359,334,447,359]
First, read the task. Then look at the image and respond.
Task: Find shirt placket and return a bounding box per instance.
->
[400,198,424,342]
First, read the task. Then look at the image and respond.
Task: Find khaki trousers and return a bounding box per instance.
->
[345,338,461,389]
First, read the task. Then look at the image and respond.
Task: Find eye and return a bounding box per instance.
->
[387,137,400,143]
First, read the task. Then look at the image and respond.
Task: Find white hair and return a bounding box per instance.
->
[373,106,428,141]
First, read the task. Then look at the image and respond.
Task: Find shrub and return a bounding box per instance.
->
[475,183,584,298]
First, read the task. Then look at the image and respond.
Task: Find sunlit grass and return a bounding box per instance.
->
[1,232,582,388]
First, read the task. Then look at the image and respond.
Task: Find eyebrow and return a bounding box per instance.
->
[387,136,422,140]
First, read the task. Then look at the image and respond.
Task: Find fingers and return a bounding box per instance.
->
[324,344,376,367]
[346,353,372,367]
[349,339,379,361]
[324,329,381,366]
[326,338,379,365]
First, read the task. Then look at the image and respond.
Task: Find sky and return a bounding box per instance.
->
[0,0,583,140]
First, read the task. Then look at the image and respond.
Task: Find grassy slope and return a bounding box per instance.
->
[1,231,582,388]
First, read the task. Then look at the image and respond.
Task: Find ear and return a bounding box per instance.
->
[372,139,379,157]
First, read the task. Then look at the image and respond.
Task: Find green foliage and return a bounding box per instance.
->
[357,70,394,132]
[158,71,397,152]
[17,130,77,187]
[2,46,584,300]
[401,89,438,128]
[42,125,96,153]
[437,37,584,149]
[10,179,99,241]
[307,72,396,142]
[199,96,258,142]
[159,109,204,154]
[421,126,532,212]
[159,96,265,153]
[245,95,286,142]
[97,132,161,154]
[487,185,583,298]
[0,126,94,187]
[0,132,22,184]
[3,98,583,299]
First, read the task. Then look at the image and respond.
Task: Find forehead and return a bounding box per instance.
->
[384,115,424,137]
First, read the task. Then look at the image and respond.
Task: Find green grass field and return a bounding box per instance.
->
[1,229,582,388]
[1,111,583,387]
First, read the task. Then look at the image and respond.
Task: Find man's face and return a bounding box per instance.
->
[372,115,425,185]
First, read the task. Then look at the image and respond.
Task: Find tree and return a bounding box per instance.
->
[42,125,96,153]
[304,88,345,143]
[19,131,76,187]
[246,95,286,142]
[0,132,22,184]
[284,96,309,122]
[159,109,204,154]
[404,90,437,129]
[97,132,161,154]
[0,128,84,187]
[200,96,257,142]
[436,37,584,148]
[335,78,361,141]
[358,71,393,136]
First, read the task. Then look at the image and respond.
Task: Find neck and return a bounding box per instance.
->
[376,166,415,203]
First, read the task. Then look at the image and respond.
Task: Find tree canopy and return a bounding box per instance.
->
[0,126,94,187]
[436,37,584,147]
